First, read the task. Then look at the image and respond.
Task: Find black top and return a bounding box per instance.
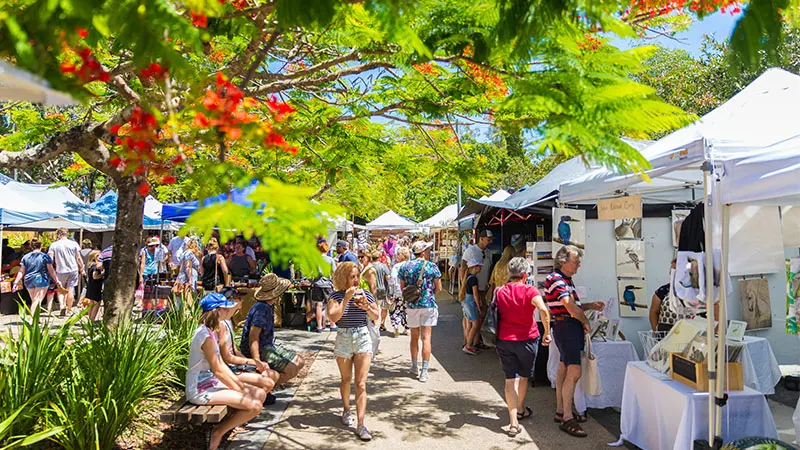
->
[466,274,479,292]
[654,283,670,301]
[229,254,251,279]
[202,253,225,290]
[86,266,104,301]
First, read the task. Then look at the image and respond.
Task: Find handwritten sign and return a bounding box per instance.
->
[597,195,642,220]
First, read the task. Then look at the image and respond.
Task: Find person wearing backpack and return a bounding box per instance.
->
[398,240,442,383]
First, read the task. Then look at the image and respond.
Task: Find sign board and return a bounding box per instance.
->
[597,195,642,221]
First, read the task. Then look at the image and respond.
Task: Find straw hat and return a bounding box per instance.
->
[254,273,291,301]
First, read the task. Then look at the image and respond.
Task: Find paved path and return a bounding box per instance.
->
[263,293,618,449]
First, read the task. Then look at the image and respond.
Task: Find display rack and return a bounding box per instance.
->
[526,241,554,289]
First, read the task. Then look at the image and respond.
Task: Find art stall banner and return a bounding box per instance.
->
[552,208,585,257]
[617,279,648,318]
[616,240,645,278]
[728,205,785,276]
[671,209,691,247]
[738,277,772,330]
[787,258,800,335]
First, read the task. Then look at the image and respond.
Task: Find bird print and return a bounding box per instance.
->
[557,215,581,245]
[625,247,642,270]
[678,257,700,289]
[621,285,647,311]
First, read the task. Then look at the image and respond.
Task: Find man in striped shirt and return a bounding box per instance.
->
[545,245,604,438]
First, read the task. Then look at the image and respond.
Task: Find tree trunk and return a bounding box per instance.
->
[103,179,145,325]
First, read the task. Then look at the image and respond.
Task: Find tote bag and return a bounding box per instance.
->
[581,335,602,396]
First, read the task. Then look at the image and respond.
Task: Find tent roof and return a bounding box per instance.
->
[8,217,111,232]
[481,189,511,201]
[0,181,110,225]
[718,135,800,205]
[161,181,259,221]
[559,68,800,204]
[0,60,78,105]
[420,204,458,228]
[366,210,418,230]
[91,190,181,230]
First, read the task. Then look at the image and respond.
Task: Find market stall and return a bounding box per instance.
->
[365,210,421,241]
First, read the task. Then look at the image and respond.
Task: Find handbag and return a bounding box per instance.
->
[581,335,602,396]
[401,261,426,303]
[480,289,499,347]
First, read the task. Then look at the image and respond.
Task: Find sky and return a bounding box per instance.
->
[616,11,742,56]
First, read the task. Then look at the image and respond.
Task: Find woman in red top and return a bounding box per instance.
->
[494,257,552,436]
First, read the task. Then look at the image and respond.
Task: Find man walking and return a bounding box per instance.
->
[336,240,359,264]
[398,241,442,383]
[545,245,604,438]
[48,228,84,316]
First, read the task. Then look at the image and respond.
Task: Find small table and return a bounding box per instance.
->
[547,338,639,410]
[732,335,782,395]
[618,361,778,450]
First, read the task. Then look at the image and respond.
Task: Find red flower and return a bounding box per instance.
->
[265,132,288,147]
[60,63,76,74]
[266,96,296,120]
[109,157,123,167]
[77,28,89,39]
[193,112,211,127]
[161,175,177,184]
[191,12,208,28]
[109,124,121,135]
[138,182,150,196]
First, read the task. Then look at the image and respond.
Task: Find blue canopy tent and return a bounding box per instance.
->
[161,181,259,222]
[90,190,181,231]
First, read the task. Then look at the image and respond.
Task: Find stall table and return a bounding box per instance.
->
[731,335,782,395]
[618,361,777,450]
[547,338,639,410]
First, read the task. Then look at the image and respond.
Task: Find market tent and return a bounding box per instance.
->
[366,210,418,230]
[0,60,78,105]
[481,189,511,201]
[0,181,109,225]
[161,181,259,222]
[559,68,800,204]
[8,216,111,232]
[90,190,180,230]
[717,136,800,205]
[420,204,458,228]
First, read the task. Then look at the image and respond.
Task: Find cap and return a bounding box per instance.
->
[317,236,327,244]
[389,234,397,239]
[411,241,433,254]
[336,240,349,248]
[467,259,483,268]
[478,229,494,239]
[199,292,237,312]
[147,237,161,246]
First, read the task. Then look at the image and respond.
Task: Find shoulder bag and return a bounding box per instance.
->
[401,260,426,303]
[581,335,602,396]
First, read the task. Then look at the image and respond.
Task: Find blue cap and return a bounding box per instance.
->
[200,292,236,312]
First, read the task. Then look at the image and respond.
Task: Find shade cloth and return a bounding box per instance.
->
[618,361,778,450]
[161,181,259,221]
[547,338,639,410]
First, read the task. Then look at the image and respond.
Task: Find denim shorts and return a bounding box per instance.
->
[334,326,373,359]
[24,273,51,290]
[462,294,479,321]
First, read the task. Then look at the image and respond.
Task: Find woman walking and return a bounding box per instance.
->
[202,238,230,292]
[84,250,105,321]
[176,237,202,304]
[327,261,379,441]
[495,257,551,436]
[388,247,410,336]
[12,238,63,314]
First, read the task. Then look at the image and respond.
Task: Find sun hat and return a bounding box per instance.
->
[254,273,291,301]
[147,237,161,246]
[200,292,237,312]
[467,259,483,268]
[411,241,433,255]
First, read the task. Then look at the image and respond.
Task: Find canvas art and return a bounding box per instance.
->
[616,240,646,278]
[727,320,747,342]
[671,209,691,247]
[786,258,800,335]
[552,208,585,257]
[617,279,648,317]
[739,278,772,330]
[614,218,642,240]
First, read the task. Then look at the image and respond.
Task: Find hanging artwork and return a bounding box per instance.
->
[617,279,648,317]
[738,278,772,330]
[552,208,585,257]
[616,240,646,278]
[614,218,642,240]
[786,258,800,335]
[671,209,691,247]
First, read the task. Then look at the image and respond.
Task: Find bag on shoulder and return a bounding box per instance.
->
[581,335,602,396]
[480,290,499,347]
[401,261,426,303]
[311,276,334,302]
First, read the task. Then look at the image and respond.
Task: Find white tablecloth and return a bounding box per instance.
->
[735,335,782,395]
[547,339,639,411]
[620,361,778,450]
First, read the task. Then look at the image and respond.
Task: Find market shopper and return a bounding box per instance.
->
[383,235,397,263]
[370,251,391,331]
[398,241,442,383]
[545,245,604,438]
[139,237,166,286]
[186,294,266,450]
[649,259,692,332]
[462,259,483,355]
[336,240,359,264]
[460,229,493,307]
[84,250,105,321]
[495,257,551,436]
[359,253,377,299]
[12,238,62,314]
[176,237,202,303]
[201,237,230,292]
[167,233,185,274]
[48,228,84,316]
[388,247,410,336]
[311,238,337,332]
[228,241,256,281]
[327,261,380,441]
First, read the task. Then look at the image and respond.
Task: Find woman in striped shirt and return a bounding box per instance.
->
[327,261,380,441]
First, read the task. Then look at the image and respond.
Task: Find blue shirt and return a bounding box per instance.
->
[398,259,442,309]
[21,252,53,284]
[338,250,359,264]
[240,301,274,357]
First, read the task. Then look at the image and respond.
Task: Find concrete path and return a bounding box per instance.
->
[263,293,618,449]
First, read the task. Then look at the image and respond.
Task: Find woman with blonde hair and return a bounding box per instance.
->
[176,236,202,303]
[489,246,516,300]
[327,261,379,441]
[187,294,266,450]
[202,237,230,292]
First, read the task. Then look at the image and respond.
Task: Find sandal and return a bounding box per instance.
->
[554,412,563,423]
[508,424,521,437]
[572,410,587,423]
[559,418,587,438]
[517,406,533,420]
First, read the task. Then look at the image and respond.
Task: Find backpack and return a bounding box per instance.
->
[311,276,334,302]
[402,260,426,303]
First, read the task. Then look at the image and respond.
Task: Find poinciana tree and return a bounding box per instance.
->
[0,0,786,323]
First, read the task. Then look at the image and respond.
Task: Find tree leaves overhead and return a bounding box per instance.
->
[728,0,792,72]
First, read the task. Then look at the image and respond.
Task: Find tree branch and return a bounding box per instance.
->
[248,61,393,95]
[238,28,283,89]
[0,125,88,169]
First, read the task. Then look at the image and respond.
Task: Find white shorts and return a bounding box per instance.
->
[57,271,79,289]
[407,307,438,328]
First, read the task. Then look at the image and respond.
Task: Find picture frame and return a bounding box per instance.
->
[607,319,621,341]
[727,320,747,342]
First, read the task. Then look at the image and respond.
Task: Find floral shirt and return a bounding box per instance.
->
[398,259,442,309]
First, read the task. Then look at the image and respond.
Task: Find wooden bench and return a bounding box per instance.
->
[160,396,229,425]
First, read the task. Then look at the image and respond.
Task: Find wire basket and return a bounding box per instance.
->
[638,330,671,358]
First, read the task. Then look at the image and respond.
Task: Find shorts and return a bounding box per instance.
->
[57,272,79,289]
[333,326,373,359]
[496,338,539,379]
[462,295,479,321]
[407,307,438,328]
[380,297,393,310]
[262,343,297,373]
[24,274,50,290]
[187,371,227,405]
[553,318,585,367]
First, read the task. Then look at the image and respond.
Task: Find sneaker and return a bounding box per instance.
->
[419,370,429,383]
[410,365,419,377]
[341,409,355,428]
[462,345,478,355]
[356,425,372,441]
[394,328,400,338]
[316,328,325,333]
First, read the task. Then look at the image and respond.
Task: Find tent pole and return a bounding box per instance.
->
[0,224,4,276]
[78,227,84,304]
[702,161,717,447]
[714,203,731,438]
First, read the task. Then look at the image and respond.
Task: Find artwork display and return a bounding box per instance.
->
[617,279,648,317]
[727,320,747,342]
[786,258,800,335]
[552,208,585,256]
[738,278,772,330]
[671,209,691,247]
[616,240,646,278]
[607,319,621,341]
[614,218,642,240]
[646,319,705,373]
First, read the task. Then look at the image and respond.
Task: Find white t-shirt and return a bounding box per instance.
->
[185,325,223,400]
[462,244,492,290]
[48,238,81,274]
[245,246,256,261]
[167,236,185,266]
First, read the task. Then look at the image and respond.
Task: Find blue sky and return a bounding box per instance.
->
[617,11,741,55]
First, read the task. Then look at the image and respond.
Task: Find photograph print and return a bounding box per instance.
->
[616,240,646,278]
[617,279,648,318]
[614,218,642,240]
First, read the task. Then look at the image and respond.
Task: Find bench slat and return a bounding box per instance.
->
[159,396,188,423]
[206,405,228,423]
[175,404,198,423]
[190,405,212,425]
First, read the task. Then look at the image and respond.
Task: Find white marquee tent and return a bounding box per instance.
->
[0,60,77,106]
[420,204,458,228]
[366,210,418,230]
